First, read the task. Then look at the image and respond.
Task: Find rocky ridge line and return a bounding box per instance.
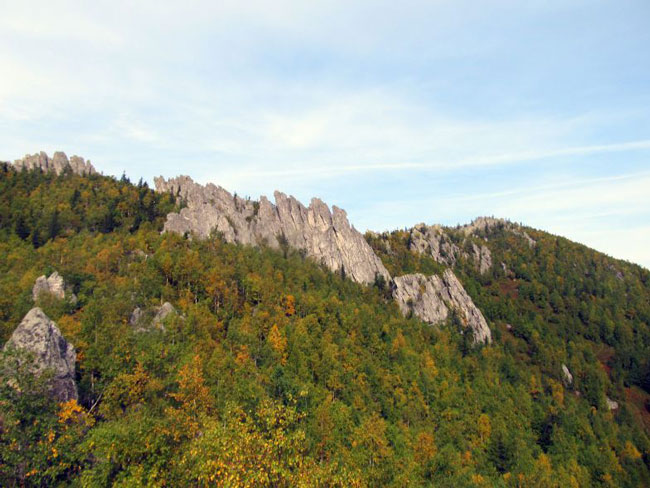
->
[154,175,390,284]
[13,151,96,176]
[155,175,491,343]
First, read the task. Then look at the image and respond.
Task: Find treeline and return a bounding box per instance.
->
[0,164,176,246]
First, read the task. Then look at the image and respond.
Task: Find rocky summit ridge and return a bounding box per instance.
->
[154,175,390,285]
[13,151,96,176]
[155,174,492,343]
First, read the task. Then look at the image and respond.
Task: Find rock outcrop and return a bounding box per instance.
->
[562,364,573,387]
[32,271,77,305]
[13,151,96,176]
[407,224,493,275]
[129,302,179,332]
[460,217,536,248]
[33,272,66,301]
[606,396,619,411]
[154,176,389,284]
[392,270,492,344]
[3,308,77,401]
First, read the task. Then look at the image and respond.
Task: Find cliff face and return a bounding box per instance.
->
[154,175,390,284]
[392,270,492,344]
[13,151,96,176]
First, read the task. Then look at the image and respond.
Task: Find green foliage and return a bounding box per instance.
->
[0,167,648,486]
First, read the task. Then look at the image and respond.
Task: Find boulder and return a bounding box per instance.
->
[3,308,77,401]
[606,396,619,411]
[129,302,178,332]
[152,302,177,329]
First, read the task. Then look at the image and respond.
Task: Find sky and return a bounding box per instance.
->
[1,0,649,268]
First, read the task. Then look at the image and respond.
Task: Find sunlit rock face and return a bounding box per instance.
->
[392,270,492,344]
[154,175,390,284]
[13,151,96,176]
[3,308,77,402]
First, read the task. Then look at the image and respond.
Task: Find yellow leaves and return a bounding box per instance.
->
[235,345,252,367]
[353,413,392,467]
[529,374,541,397]
[268,324,288,365]
[477,413,491,446]
[414,431,436,464]
[548,379,564,413]
[390,331,406,358]
[58,399,83,424]
[471,473,485,485]
[282,294,296,316]
[621,440,642,461]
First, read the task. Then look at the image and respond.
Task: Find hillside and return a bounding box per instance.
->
[0,155,649,487]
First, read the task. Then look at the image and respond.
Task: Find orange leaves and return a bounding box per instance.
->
[169,355,214,416]
[268,324,288,365]
[164,354,215,442]
[58,399,83,424]
[282,294,296,316]
[414,431,436,464]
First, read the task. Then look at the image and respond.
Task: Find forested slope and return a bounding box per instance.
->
[0,165,648,486]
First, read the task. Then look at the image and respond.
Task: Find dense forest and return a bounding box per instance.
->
[1,164,649,486]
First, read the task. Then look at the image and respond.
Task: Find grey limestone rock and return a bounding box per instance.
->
[392,270,492,344]
[605,396,619,411]
[408,224,493,275]
[130,302,179,332]
[32,271,76,304]
[471,243,493,275]
[33,272,66,301]
[154,176,389,284]
[152,302,177,329]
[13,151,96,176]
[460,217,536,248]
[561,364,573,387]
[3,308,77,401]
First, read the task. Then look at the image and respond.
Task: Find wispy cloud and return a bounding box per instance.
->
[1,1,649,268]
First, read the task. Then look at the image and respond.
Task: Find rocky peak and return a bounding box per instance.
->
[392,270,492,344]
[3,308,77,401]
[154,175,389,284]
[13,151,96,176]
[460,216,536,247]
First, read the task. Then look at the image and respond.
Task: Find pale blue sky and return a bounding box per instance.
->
[1,1,649,267]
